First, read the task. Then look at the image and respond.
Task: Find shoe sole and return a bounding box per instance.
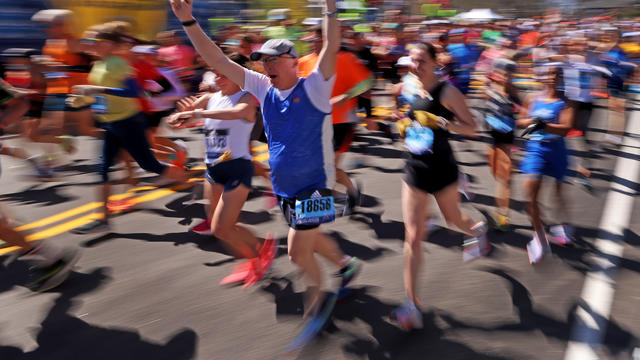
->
[37,250,81,292]
[389,311,423,331]
[340,261,362,288]
[549,237,574,246]
[189,229,212,236]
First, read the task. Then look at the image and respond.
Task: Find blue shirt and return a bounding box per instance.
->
[528,98,565,142]
[243,68,336,198]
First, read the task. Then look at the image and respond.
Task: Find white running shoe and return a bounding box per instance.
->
[549,224,574,246]
[527,232,551,265]
[458,173,473,200]
[604,134,623,146]
[463,222,490,262]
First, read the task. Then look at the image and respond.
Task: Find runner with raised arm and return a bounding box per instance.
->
[169,0,360,316]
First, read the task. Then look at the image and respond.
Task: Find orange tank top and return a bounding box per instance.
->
[43,38,89,94]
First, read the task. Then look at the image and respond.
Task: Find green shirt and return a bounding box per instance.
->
[88,56,140,123]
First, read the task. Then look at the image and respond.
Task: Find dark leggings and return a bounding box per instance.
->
[100,113,166,183]
[358,96,372,118]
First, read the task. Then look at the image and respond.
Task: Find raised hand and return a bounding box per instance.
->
[169,0,193,22]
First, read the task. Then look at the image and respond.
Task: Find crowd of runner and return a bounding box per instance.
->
[0,0,639,332]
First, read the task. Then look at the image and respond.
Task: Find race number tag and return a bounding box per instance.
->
[485,114,514,133]
[44,72,69,79]
[91,96,108,114]
[404,122,434,155]
[294,190,335,226]
[205,128,230,161]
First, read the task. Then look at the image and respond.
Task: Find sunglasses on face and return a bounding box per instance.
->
[261,55,295,65]
[260,47,296,65]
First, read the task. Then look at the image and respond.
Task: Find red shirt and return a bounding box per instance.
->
[131,59,163,114]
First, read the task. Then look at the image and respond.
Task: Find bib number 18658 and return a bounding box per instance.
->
[295,196,335,226]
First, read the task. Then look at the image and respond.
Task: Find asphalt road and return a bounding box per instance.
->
[0,97,638,360]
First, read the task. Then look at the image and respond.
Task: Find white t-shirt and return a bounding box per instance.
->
[204,91,254,163]
[242,67,335,113]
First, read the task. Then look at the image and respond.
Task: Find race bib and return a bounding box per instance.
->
[485,114,514,133]
[405,123,434,155]
[294,190,335,226]
[205,128,230,161]
[91,96,108,114]
[44,72,69,79]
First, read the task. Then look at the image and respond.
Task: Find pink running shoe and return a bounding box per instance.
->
[190,219,212,235]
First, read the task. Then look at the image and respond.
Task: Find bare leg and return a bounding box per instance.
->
[494,144,512,215]
[434,182,477,236]
[288,227,325,316]
[401,181,429,302]
[335,152,356,195]
[210,185,260,259]
[523,177,545,239]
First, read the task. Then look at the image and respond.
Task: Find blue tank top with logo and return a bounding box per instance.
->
[262,78,334,198]
[528,98,565,142]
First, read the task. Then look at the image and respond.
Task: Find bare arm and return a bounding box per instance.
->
[441,84,477,137]
[543,103,574,136]
[169,94,257,127]
[317,0,339,80]
[169,0,245,87]
[516,93,535,128]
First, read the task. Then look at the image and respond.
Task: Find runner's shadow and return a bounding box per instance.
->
[435,267,636,357]
[357,165,404,174]
[0,253,30,294]
[335,286,518,360]
[81,231,231,255]
[350,212,405,242]
[0,345,23,359]
[327,231,395,261]
[55,160,100,175]
[350,142,405,160]
[142,191,275,227]
[260,275,305,318]
[467,193,528,212]
[601,147,640,162]
[0,184,77,207]
[456,160,489,167]
[10,267,198,360]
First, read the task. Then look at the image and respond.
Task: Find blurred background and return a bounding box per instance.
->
[2,0,639,51]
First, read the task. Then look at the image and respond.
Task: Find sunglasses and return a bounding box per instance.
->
[260,48,296,64]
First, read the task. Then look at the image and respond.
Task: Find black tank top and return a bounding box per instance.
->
[407,81,454,160]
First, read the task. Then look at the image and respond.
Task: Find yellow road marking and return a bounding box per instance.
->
[2,143,270,250]
[15,202,103,232]
[0,212,103,256]
[1,180,202,252]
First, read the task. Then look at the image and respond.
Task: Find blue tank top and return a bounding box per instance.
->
[528,97,565,142]
[262,78,334,198]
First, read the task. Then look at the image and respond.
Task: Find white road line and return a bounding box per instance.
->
[564,105,640,360]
